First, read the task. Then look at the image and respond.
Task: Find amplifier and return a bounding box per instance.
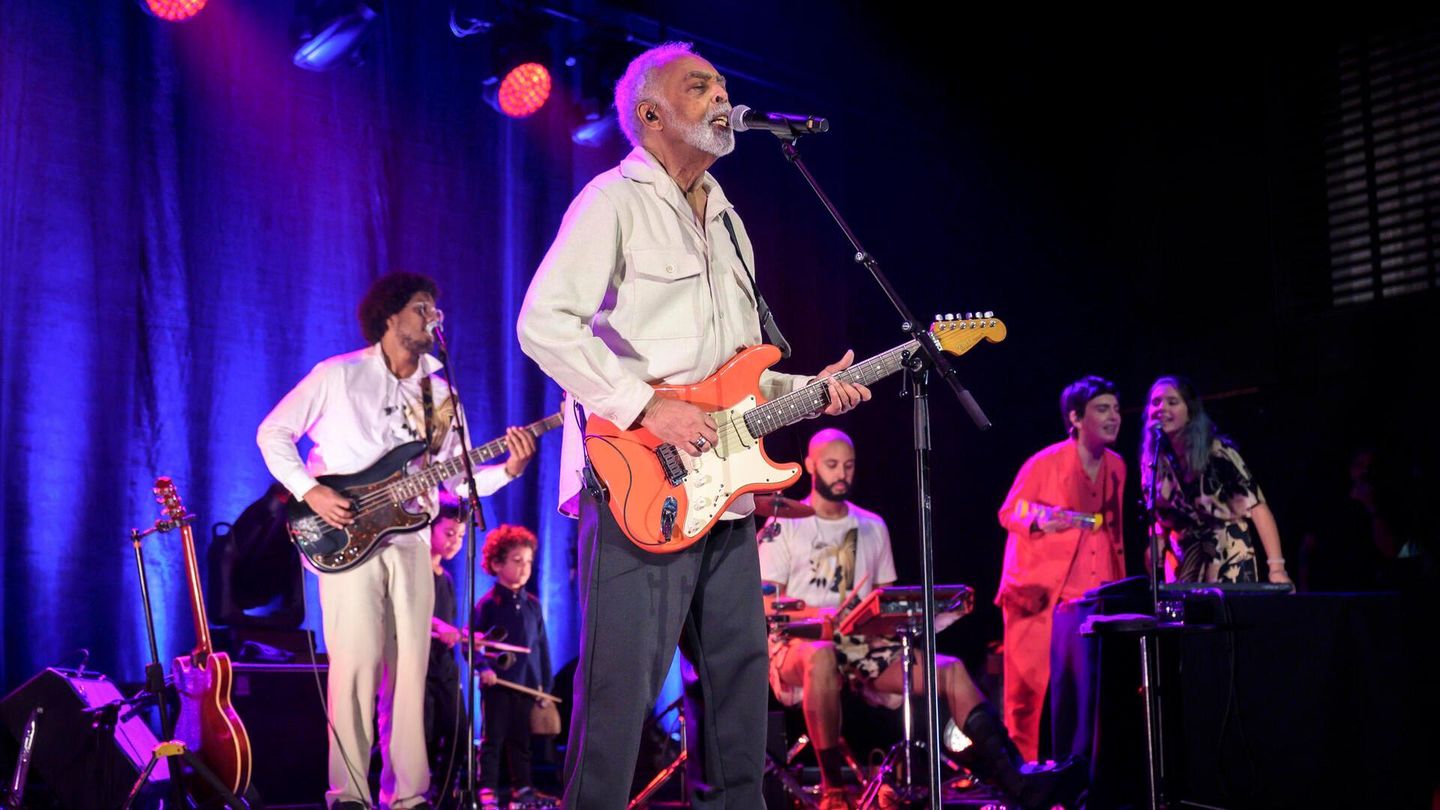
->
[230,661,330,807]
[0,668,168,809]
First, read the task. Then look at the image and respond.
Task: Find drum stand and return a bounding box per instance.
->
[857,621,925,809]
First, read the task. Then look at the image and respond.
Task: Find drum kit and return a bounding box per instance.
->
[759,493,979,809]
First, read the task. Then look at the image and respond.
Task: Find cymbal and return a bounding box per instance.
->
[753,494,814,518]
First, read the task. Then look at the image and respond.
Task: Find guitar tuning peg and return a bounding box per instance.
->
[984,310,994,318]
[933,314,942,322]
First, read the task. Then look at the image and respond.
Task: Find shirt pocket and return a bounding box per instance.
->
[621,248,706,340]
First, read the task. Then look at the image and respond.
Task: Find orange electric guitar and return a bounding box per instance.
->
[153,477,253,801]
[585,314,1007,553]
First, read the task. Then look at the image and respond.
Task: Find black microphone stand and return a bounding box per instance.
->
[765,131,992,807]
[1144,426,1167,616]
[1139,426,1171,810]
[432,325,491,810]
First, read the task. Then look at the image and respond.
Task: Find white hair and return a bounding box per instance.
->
[614,41,697,148]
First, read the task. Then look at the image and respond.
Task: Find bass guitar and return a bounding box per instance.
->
[153,477,252,802]
[287,414,561,573]
[586,314,1006,553]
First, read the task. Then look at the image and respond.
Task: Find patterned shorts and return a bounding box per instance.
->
[768,631,904,708]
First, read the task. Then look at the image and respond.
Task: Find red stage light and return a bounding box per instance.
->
[496,63,552,118]
[144,0,208,22]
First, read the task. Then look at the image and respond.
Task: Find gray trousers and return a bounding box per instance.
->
[563,495,769,809]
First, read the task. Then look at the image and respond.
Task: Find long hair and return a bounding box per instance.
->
[1141,375,1216,488]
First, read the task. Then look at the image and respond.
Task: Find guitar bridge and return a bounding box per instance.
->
[655,444,688,486]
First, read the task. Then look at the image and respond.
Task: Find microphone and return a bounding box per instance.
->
[425,316,449,354]
[729,105,830,136]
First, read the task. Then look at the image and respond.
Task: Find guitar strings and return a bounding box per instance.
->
[703,356,886,450]
[339,423,541,519]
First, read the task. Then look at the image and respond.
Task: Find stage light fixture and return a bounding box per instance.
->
[293,1,380,72]
[483,62,552,118]
[140,0,208,22]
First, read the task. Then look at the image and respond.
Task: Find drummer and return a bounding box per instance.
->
[758,429,1011,809]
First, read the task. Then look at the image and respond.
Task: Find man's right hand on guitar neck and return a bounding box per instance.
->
[640,395,718,457]
[303,484,355,529]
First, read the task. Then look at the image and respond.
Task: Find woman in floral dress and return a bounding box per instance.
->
[1140,376,1292,584]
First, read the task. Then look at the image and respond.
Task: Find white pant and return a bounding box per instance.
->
[319,540,434,809]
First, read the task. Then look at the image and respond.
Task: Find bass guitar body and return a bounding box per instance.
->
[585,345,800,553]
[285,441,430,573]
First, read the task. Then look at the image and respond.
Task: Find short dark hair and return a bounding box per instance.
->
[482,524,538,576]
[1060,375,1118,437]
[358,272,439,345]
[434,492,469,524]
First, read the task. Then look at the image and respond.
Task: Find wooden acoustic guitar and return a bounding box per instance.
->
[585,314,1007,553]
[153,477,252,801]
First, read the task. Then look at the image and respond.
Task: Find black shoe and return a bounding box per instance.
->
[960,703,1088,810]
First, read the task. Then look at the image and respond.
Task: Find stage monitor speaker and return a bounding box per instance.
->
[229,661,329,807]
[0,668,168,809]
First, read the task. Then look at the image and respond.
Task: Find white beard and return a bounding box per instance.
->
[663,101,735,157]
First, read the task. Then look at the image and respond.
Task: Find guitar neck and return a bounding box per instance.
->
[744,340,922,439]
[389,413,562,500]
[178,520,212,661]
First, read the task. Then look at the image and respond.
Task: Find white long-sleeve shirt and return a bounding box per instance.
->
[517,147,807,517]
[257,343,512,543]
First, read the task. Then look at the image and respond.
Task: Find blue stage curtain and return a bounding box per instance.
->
[0,0,588,692]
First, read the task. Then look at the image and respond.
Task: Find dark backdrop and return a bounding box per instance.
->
[3,2,1435,701]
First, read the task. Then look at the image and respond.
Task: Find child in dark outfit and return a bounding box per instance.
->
[473,524,553,808]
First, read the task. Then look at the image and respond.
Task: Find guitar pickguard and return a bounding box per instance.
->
[677,396,797,537]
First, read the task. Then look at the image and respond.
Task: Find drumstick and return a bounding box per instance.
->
[491,677,562,703]
[429,629,532,655]
[837,573,872,617]
[462,634,531,654]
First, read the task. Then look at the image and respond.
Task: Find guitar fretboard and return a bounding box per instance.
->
[742,340,925,439]
[389,414,561,501]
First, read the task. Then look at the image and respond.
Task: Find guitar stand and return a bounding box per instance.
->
[128,522,248,810]
[123,740,246,810]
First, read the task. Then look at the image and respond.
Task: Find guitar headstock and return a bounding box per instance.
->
[929,311,1007,357]
[153,476,187,525]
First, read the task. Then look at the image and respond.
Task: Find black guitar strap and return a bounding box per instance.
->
[722,212,792,359]
[419,375,436,456]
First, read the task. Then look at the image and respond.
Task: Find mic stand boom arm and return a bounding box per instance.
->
[771,132,992,805]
